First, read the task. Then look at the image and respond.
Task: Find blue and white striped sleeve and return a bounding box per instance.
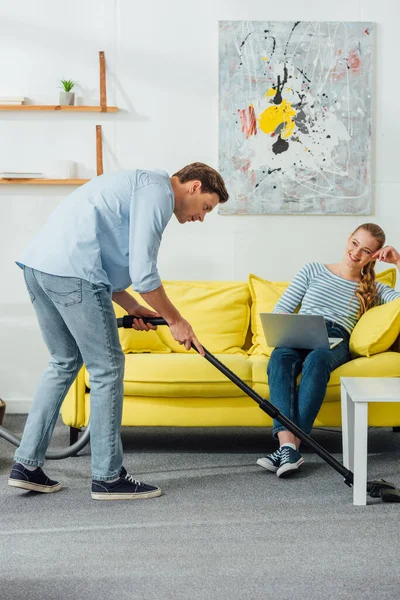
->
[376,282,400,305]
[273,264,312,314]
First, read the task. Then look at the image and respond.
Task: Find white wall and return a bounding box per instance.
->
[1,0,399,412]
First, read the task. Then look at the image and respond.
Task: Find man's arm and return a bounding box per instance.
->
[112,290,160,331]
[112,290,141,314]
[127,182,204,354]
[129,183,170,294]
[140,285,180,325]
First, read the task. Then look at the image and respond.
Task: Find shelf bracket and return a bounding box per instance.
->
[99,51,107,112]
[96,125,103,176]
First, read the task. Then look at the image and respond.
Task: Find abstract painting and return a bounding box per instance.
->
[218,21,373,215]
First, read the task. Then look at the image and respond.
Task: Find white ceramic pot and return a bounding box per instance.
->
[59,91,75,106]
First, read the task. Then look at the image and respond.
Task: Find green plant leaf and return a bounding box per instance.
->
[60,79,76,92]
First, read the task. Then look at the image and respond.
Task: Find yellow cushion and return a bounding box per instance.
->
[86,395,274,427]
[350,297,400,357]
[84,352,252,397]
[248,274,289,356]
[376,267,397,288]
[156,281,251,354]
[349,267,398,358]
[113,298,171,354]
[249,268,397,357]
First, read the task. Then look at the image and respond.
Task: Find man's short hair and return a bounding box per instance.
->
[173,162,229,204]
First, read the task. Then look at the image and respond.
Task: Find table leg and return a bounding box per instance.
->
[341,384,354,470]
[353,402,368,506]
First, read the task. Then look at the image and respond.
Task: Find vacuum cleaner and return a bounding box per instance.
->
[1,315,399,503]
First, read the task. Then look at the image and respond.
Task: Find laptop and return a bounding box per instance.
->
[260,313,343,350]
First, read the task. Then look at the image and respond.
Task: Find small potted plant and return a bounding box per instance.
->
[59,79,76,106]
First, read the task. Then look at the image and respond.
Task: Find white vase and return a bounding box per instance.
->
[59,91,75,106]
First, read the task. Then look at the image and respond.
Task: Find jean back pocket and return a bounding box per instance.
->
[41,274,82,307]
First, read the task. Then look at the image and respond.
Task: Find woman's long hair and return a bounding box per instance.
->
[353,223,386,317]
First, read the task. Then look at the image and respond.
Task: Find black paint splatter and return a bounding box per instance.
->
[295,66,311,83]
[237,32,252,69]
[254,167,282,190]
[239,32,252,50]
[284,21,301,56]
[272,64,288,105]
[263,30,276,58]
[272,135,289,155]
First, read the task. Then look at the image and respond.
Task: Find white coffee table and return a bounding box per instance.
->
[340,377,400,505]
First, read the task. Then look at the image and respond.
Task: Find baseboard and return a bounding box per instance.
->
[3,398,32,414]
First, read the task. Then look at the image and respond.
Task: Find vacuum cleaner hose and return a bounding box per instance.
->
[0,423,91,459]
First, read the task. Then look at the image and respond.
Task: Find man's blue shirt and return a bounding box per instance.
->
[17,169,174,293]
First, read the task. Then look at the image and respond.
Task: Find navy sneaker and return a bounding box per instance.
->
[91,467,162,501]
[8,463,61,493]
[256,448,281,473]
[276,447,304,478]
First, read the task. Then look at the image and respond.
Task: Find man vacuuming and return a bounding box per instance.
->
[8,163,228,500]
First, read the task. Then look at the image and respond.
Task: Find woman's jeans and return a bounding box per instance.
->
[267,320,351,439]
[14,267,125,481]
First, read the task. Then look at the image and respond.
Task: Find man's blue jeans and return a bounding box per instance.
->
[14,267,125,481]
[267,320,351,438]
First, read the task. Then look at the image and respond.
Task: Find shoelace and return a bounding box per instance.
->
[124,473,142,486]
[270,449,281,461]
[280,447,292,463]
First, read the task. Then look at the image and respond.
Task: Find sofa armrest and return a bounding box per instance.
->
[60,367,88,428]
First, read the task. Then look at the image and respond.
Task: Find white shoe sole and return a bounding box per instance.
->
[276,458,305,478]
[91,488,162,501]
[8,479,62,493]
[256,457,278,473]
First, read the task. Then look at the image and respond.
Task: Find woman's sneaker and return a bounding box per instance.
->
[8,463,61,493]
[256,448,282,473]
[91,467,162,500]
[276,447,304,478]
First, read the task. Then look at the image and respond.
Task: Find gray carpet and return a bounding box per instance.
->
[1,415,400,600]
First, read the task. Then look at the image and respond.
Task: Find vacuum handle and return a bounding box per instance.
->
[117,315,168,328]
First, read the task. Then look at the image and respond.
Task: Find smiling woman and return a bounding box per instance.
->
[256,222,400,478]
[327,223,388,317]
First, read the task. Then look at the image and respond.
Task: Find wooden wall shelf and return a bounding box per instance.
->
[1,52,112,188]
[0,105,118,112]
[0,178,90,185]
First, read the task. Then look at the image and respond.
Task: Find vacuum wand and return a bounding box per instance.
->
[121,315,355,486]
[121,315,400,499]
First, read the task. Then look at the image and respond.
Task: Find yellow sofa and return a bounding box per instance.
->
[61,270,400,433]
